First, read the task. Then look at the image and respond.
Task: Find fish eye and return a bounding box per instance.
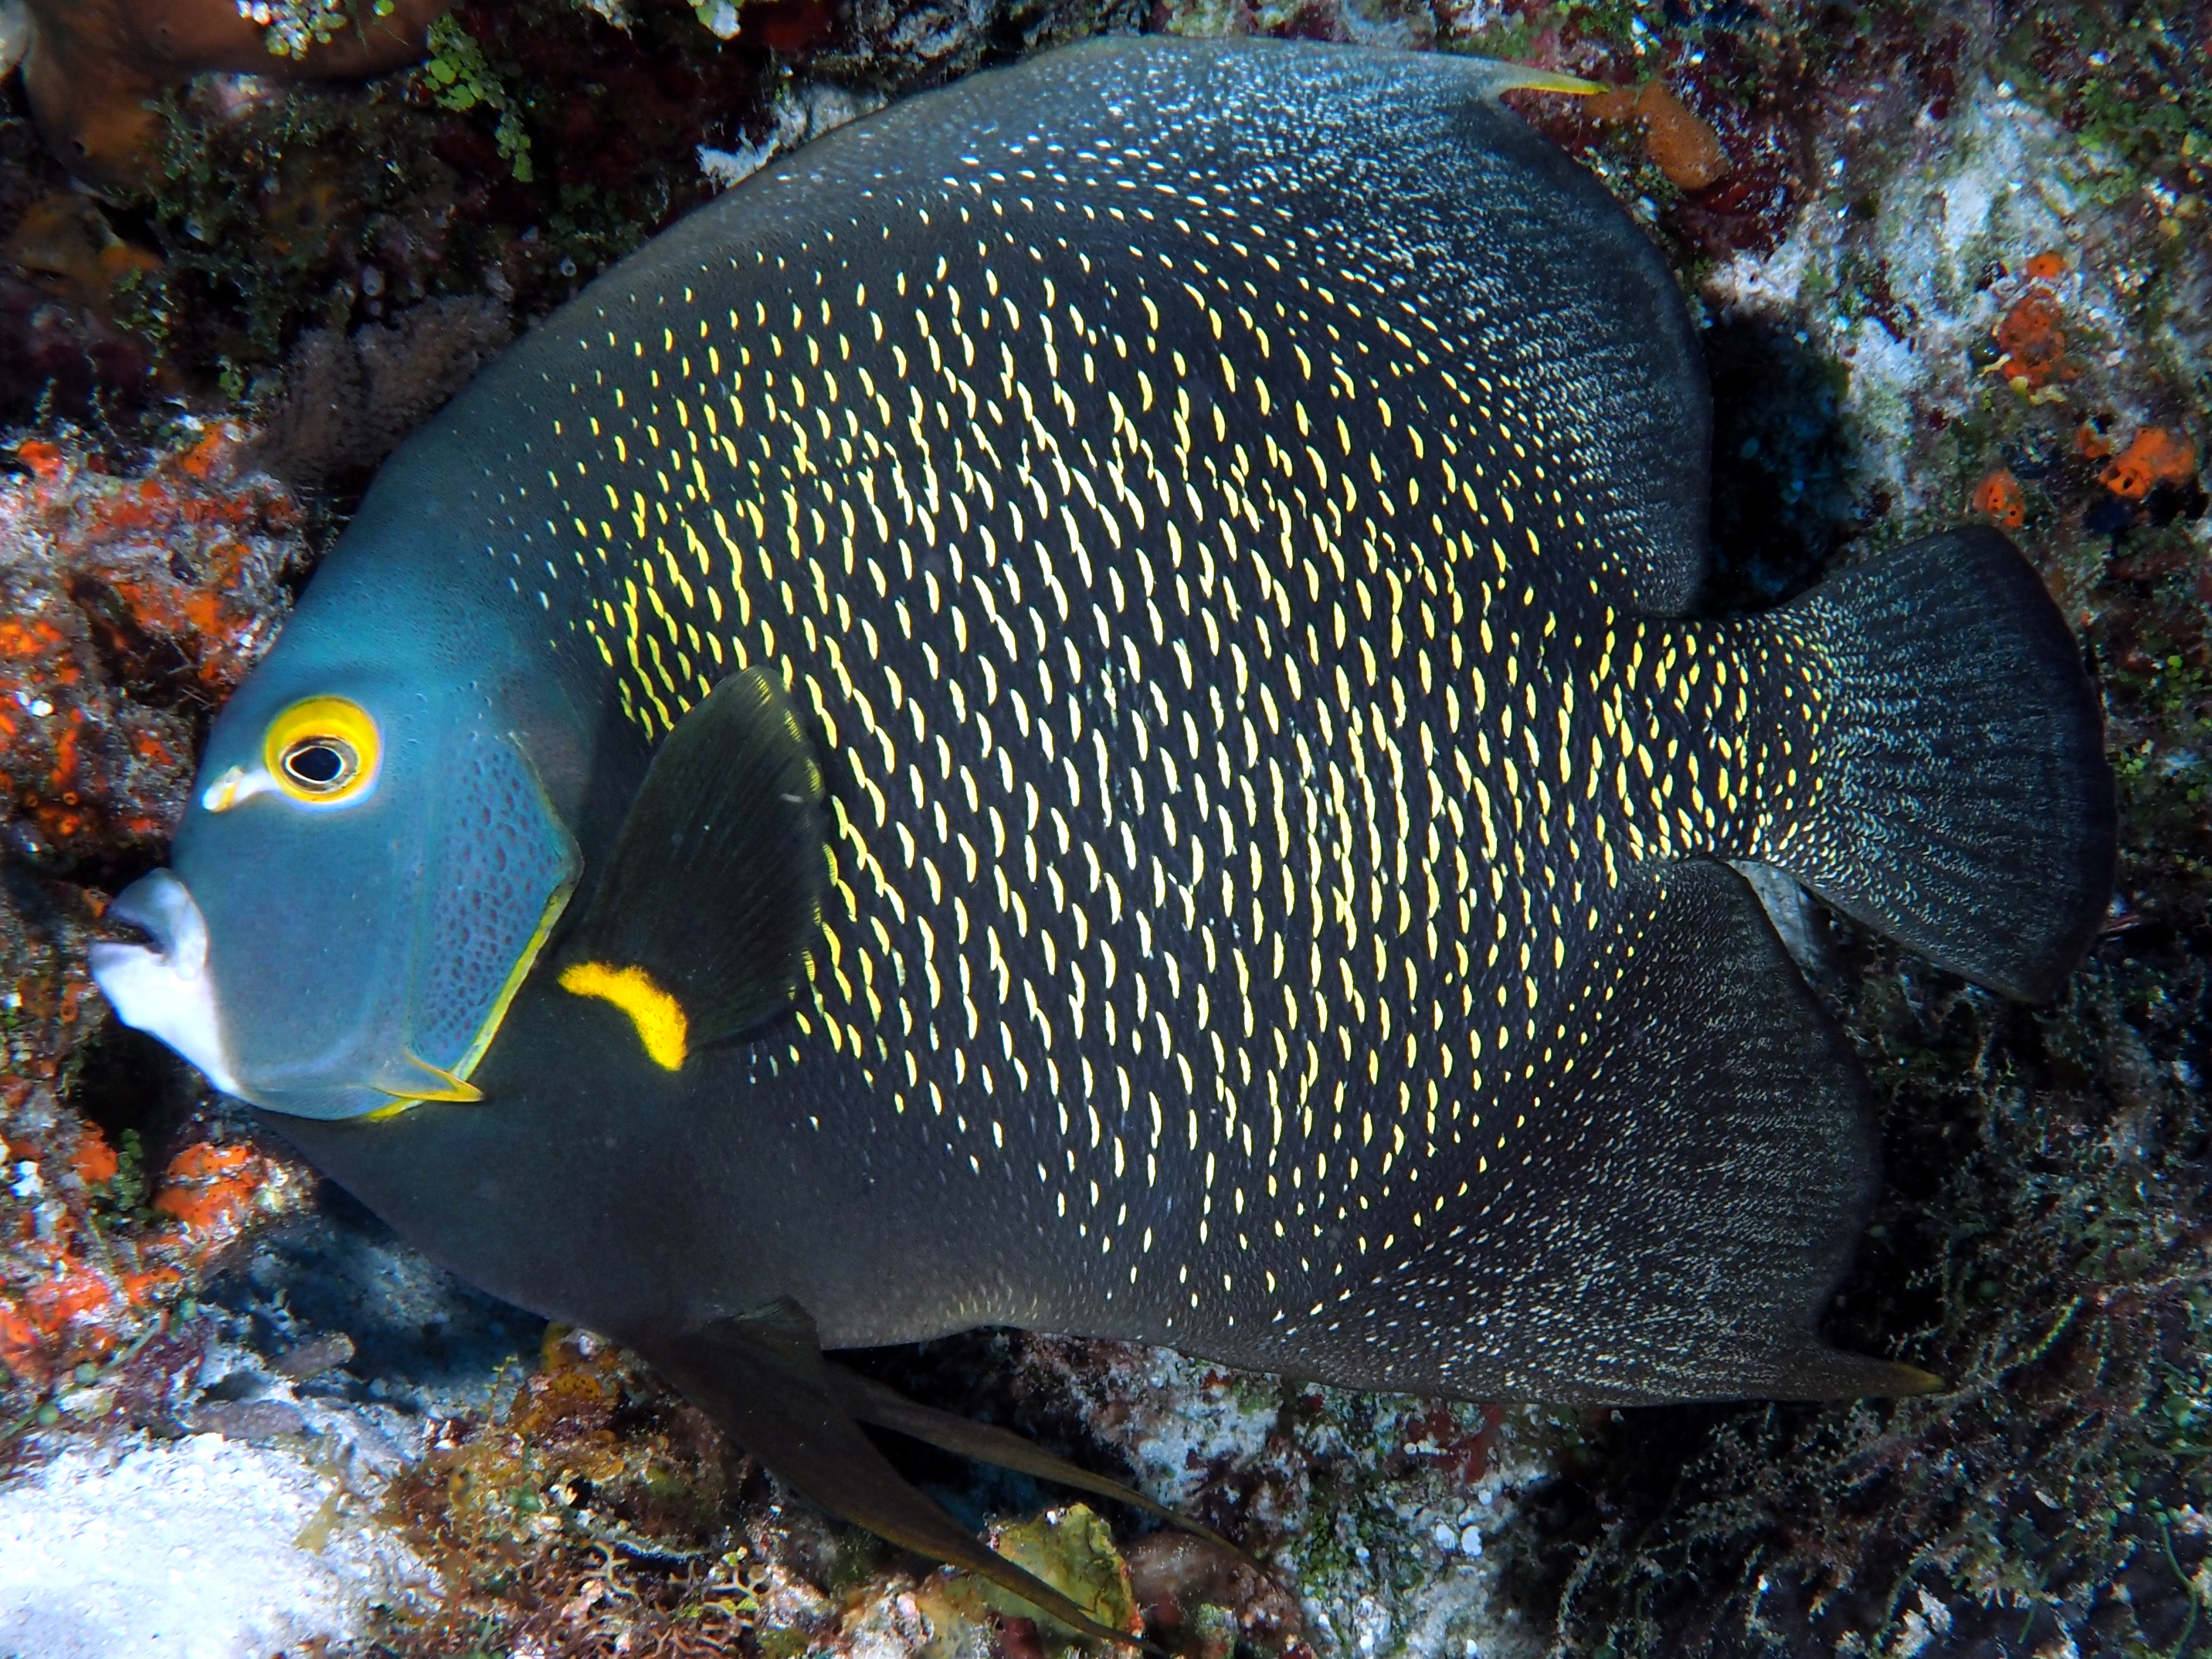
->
[264,697,381,806]
[282,737,357,791]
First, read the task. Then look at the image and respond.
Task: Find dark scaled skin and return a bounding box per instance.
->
[220,36,2110,1597]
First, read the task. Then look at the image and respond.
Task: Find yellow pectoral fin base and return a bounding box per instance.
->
[559,961,690,1070]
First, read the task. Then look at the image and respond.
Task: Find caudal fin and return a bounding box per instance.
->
[1773,528,2114,1002]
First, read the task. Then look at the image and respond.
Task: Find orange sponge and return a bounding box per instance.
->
[2098,426,2198,500]
[1586,79,1732,192]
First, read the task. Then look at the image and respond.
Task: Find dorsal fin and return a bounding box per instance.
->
[557,668,828,1060]
[1458,63,1715,615]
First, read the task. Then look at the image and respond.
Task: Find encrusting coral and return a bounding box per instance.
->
[1583,77,1732,192]
[0,423,300,867]
[0,423,311,1422]
[2102,426,2200,504]
[1970,466,2027,530]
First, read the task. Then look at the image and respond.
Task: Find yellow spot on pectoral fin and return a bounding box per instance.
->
[559,960,690,1070]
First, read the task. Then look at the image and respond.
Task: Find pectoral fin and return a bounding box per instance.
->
[652,1299,1155,1651]
[558,669,830,1061]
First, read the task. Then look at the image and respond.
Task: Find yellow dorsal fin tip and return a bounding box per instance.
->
[1488,63,1603,97]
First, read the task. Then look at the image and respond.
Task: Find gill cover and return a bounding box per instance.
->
[97,677,579,1121]
[392,718,582,1104]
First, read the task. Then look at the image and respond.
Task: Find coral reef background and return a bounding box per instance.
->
[0,0,2204,1651]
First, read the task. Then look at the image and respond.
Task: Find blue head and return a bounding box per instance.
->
[90,536,584,1121]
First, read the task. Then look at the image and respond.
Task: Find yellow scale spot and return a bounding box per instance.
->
[558,961,690,1070]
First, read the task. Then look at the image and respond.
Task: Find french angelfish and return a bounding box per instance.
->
[91,36,2115,1627]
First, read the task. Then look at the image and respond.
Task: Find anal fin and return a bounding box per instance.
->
[1542,860,1936,1400]
[1333,859,1938,1404]
[650,1300,1155,1651]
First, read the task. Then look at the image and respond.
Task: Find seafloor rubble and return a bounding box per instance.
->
[0,0,2204,1652]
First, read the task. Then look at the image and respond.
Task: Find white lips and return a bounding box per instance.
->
[88,870,244,1097]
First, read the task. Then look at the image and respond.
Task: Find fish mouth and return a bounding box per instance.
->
[88,871,494,1121]
[89,869,246,1098]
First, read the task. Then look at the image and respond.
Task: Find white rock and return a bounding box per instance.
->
[0,1430,429,1659]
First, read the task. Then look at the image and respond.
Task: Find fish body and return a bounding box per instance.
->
[91,36,2112,1606]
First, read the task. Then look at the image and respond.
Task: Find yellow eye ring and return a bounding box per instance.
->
[265,697,381,806]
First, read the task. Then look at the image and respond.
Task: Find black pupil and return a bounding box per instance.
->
[287,741,349,788]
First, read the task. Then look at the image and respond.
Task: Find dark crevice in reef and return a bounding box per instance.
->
[1698,315,1857,615]
[198,1182,547,1408]
[64,1019,218,1179]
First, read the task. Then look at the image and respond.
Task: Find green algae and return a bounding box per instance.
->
[924,1505,1141,1647]
[253,0,405,59]
[425,16,536,182]
[131,82,471,373]
[1997,1,2212,205]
